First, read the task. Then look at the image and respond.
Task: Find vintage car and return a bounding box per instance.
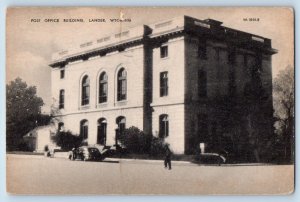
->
[69,146,104,161]
[194,153,227,165]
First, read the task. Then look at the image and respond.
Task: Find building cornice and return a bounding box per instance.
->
[49,15,277,68]
[149,27,184,39]
[49,37,145,68]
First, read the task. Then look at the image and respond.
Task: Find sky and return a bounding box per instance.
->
[6,7,294,113]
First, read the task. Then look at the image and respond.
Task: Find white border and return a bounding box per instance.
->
[0,1,298,202]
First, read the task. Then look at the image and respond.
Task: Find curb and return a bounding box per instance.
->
[105,157,195,166]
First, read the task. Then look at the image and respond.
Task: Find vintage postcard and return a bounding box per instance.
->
[6,7,294,195]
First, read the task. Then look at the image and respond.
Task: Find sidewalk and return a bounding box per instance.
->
[7,153,272,167]
[105,157,194,166]
[6,153,194,165]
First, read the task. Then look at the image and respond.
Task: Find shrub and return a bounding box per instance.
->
[118,126,152,154]
[51,131,83,151]
[118,126,168,156]
[17,141,33,152]
[150,136,166,156]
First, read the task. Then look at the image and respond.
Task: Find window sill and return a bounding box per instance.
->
[159,95,168,98]
[97,103,107,108]
[80,105,90,110]
[116,100,127,106]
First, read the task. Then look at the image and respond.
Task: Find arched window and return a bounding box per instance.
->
[58,122,64,132]
[99,72,108,103]
[116,116,126,135]
[117,68,127,101]
[97,118,107,145]
[116,116,126,145]
[80,120,88,140]
[159,114,169,138]
[59,89,65,109]
[81,75,90,105]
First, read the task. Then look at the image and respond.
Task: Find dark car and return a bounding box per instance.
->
[194,153,226,165]
[69,146,104,161]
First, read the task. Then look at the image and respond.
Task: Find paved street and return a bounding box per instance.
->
[6,154,294,195]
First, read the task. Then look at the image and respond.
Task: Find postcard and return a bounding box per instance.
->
[6,7,294,195]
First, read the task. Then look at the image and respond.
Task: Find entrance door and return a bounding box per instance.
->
[97,118,107,145]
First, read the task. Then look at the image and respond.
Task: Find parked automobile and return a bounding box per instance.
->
[69,146,104,161]
[194,153,226,165]
[110,144,128,155]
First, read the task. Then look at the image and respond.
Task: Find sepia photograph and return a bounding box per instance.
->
[6,7,294,195]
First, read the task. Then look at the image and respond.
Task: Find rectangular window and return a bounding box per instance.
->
[255,53,262,72]
[160,72,168,97]
[160,45,168,58]
[243,54,248,67]
[198,114,208,142]
[59,90,64,109]
[198,39,207,59]
[211,122,218,145]
[60,69,65,79]
[159,115,169,138]
[198,70,207,97]
[215,48,220,61]
[228,47,236,65]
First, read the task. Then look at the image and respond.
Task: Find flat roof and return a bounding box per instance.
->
[49,15,277,67]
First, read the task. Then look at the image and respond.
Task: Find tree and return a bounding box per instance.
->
[273,65,294,163]
[6,77,47,151]
[51,131,83,151]
[205,57,274,163]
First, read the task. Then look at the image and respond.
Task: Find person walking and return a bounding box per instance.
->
[164,144,172,170]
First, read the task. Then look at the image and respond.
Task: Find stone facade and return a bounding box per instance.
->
[49,16,277,156]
